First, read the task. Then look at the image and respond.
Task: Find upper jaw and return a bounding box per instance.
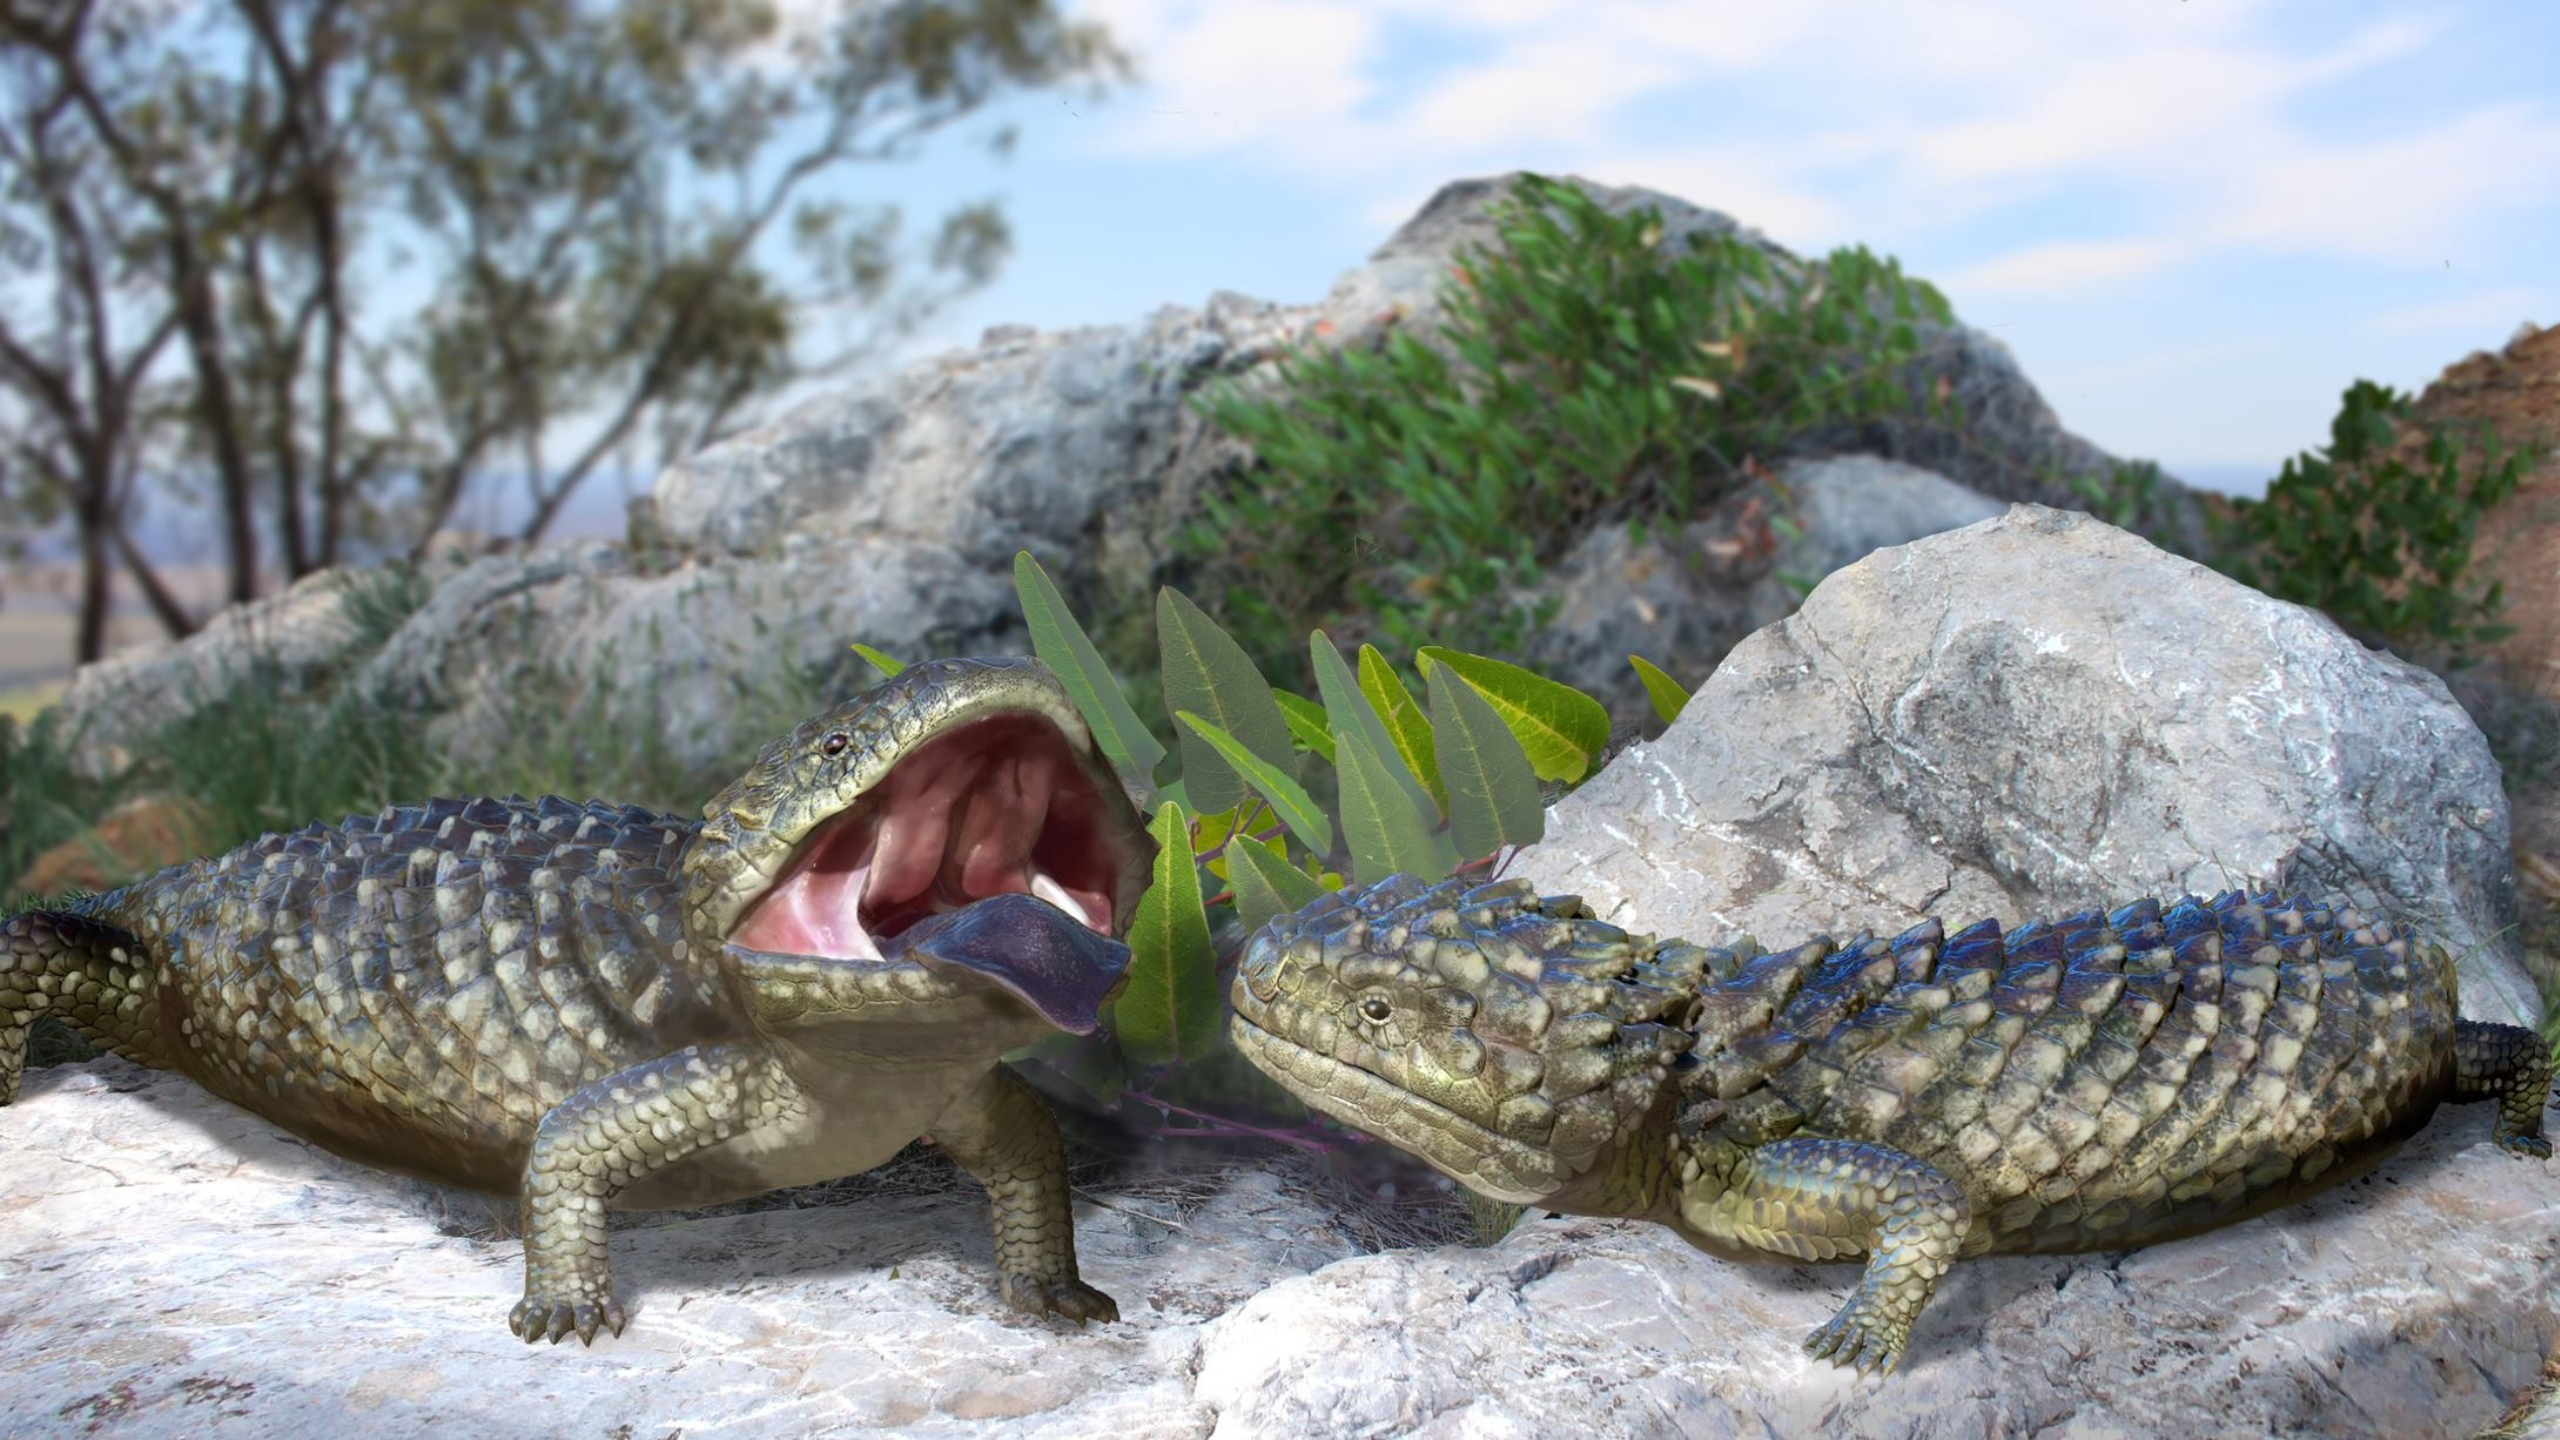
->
[1226,1000,1568,1204]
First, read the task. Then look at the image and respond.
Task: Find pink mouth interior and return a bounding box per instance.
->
[730,713,1131,960]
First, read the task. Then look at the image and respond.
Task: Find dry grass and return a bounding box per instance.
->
[2477,1346,2560,1438]
[0,678,62,724]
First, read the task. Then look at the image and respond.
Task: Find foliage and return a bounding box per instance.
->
[1182,172,1956,675]
[1628,654,1691,725]
[0,0,1129,663]
[2066,459,2190,551]
[989,553,1689,1156]
[2209,380,2530,668]
[0,711,112,905]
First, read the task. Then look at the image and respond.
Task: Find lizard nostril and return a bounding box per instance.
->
[1240,942,1292,1003]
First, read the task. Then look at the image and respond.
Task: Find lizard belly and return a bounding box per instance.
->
[609,1059,994,1209]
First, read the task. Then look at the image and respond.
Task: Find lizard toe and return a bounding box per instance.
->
[1804,1307,1909,1378]
[1003,1274,1120,1325]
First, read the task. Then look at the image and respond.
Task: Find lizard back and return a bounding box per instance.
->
[93,794,733,1191]
[1681,890,2462,1254]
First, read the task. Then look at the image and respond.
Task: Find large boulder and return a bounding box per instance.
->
[1522,503,2540,1025]
[0,1060,1328,1437]
[42,174,2198,786]
[1526,454,2008,707]
[1195,1116,2551,1438]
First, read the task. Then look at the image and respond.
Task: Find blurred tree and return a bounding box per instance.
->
[0,0,1126,661]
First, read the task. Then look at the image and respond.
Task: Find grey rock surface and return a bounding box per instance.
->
[45,172,2190,786]
[1526,454,2007,712]
[1523,502,2540,1025]
[0,1061,1317,1439]
[349,536,1020,791]
[45,563,446,781]
[7,1055,2547,1438]
[1194,1116,2552,1439]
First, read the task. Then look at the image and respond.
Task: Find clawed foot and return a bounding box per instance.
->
[1000,1273,1119,1324]
[1804,1303,1912,1378]
[2498,1132,2553,1159]
[507,1292,629,1346]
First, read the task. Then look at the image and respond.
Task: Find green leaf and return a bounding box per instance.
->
[1313,630,1438,820]
[849,642,905,678]
[1417,645,1611,783]
[1227,832,1325,940]
[1627,654,1691,725]
[1429,666,1545,862]
[1112,802,1223,1066]
[1157,586,1293,816]
[1014,551,1165,788]
[1333,723,1456,883]
[1357,644,1448,812]
[1174,711,1334,857]
[1272,688,1336,761]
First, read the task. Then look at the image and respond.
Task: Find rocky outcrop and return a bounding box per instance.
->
[1525,454,2007,706]
[41,174,2195,784]
[1196,1117,2550,1439]
[1523,503,2539,1026]
[2399,318,2560,698]
[7,949,2547,1436]
[8,507,2546,1437]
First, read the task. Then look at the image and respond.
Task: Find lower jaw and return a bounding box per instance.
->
[1227,1011,1565,1204]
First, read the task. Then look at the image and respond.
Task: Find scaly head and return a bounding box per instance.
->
[685,656,1156,1039]
[1228,875,1698,1203]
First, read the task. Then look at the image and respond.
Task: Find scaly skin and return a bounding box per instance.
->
[1229,873,2554,1376]
[2,656,1154,1343]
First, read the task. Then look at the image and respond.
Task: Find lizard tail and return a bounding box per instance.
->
[1,903,164,1104]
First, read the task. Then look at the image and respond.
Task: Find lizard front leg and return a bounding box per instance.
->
[1682,1136,1971,1375]
[513,1042,801,1344]
[929,1064,1117,1323]
[2454,1018,2556,1158]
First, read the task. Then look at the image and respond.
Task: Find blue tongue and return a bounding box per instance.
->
[892,891,1132,1033]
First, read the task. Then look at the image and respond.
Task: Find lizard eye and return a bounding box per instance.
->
[821,731,850,756]
[1357,996,1393,1023]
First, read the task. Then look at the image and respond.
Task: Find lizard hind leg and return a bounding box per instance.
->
[2453,1019,2555,1158]
[1687,1136,1972,1376]
[0,905,161,1105]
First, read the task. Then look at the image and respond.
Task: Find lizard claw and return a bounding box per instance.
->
[2499,1132,2553,1159]
[1000,1273,1120,1325]
[508,1294,629,1346]
[1803,1305,1910,1378]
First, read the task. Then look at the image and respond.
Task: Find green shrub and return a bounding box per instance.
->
[2210,379,2530,668]
[960,554,1652,1201]
[1183,172,1956,675]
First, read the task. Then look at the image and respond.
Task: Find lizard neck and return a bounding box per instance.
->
[1543,1090,1685,1225]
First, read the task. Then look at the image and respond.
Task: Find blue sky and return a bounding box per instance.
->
[101,0,2560,551]
[699,0,2557,520]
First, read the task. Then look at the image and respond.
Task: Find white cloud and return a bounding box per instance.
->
[1941,237,2197,297]
[1062,1,2560,288]
[1399,37,1687,149]
[2371,287,2550,336]
[2213,103,2560,263]
[1078,0,1384,161]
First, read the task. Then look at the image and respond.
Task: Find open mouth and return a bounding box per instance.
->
[714,693,1159,1040]
[731,710,1140,963]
